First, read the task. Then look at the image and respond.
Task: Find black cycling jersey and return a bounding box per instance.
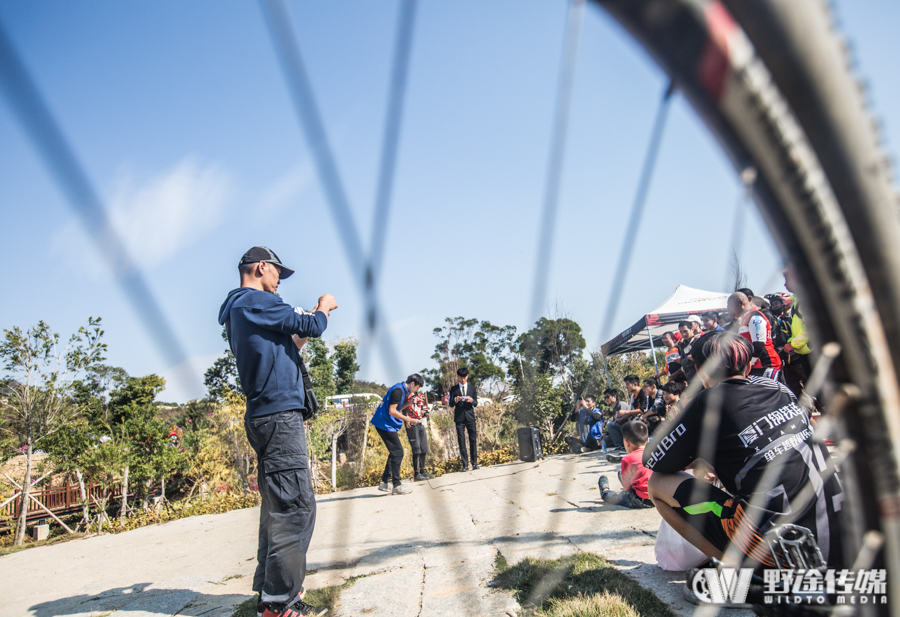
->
[644,376,844,566]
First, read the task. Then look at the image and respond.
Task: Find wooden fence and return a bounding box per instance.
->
[0,482,127,523]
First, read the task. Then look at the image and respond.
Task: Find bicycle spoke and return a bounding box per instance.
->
[259,0,402,376]
[529,0,586,325]
[366,0,417,300]
[598,80,674,344]
[358,0,418,375]
[0,19,190,372]
[338,0,419,586]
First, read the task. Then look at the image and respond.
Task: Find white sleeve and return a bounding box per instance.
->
[748,314,767,342]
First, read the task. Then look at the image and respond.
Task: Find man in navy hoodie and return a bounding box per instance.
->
[219,246,337,617]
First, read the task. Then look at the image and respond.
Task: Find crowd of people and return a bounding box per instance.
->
[570,278,816,454]
[570,273,844,583]
[219,245,843,616]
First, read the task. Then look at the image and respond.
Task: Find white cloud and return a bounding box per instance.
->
[52,156,232,276]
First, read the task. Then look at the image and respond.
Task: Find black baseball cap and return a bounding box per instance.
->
[239,246,294,279]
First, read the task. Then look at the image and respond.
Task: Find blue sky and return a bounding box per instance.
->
[1,1,898,402]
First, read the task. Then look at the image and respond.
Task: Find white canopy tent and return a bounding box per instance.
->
[601,285,730,358]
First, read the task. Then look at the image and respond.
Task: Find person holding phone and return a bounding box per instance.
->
[218,246,336,617]
[405,390,433,481]
[450,367,479,471]
[370,374,424,495]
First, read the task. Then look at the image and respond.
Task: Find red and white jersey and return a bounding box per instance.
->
[739,308,782,370]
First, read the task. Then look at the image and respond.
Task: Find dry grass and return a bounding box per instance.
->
[0,531,90,557]
[550,591,641,617]
[231,576,363,617]
[492,552,676,617]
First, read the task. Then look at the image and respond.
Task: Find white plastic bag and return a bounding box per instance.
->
[654,519,710,571]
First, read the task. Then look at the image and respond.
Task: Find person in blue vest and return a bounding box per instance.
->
[370,374,424,495]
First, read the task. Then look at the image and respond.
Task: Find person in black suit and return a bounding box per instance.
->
[449,366,479,470]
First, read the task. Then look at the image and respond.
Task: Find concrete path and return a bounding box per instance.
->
[0,451,747,617]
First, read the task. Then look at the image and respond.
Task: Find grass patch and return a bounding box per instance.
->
[231,597,256,617]
[492,552,676,617]
[231,576,364,617]
[92,492,260,534]
[494,551,509,572]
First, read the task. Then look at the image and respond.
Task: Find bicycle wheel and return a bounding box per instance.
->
[594,0,900,612]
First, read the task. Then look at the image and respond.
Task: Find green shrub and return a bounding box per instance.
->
[86,491,260,534]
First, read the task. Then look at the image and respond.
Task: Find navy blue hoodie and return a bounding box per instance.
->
[218,287,327,419]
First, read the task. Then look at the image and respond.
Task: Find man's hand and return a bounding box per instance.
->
[783,342,794,353]
[316,293,338,316]
[406,417,421,425]
[688,458,718,484]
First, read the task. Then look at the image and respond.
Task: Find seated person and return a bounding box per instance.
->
[643,331,844,569]
[638,377,666,435]
[625,373,647,411]
[565,395,603,452]
[660,380,683,418]
[606,378,644,449]
[602,388,630,449]
[661,331,681,377]
[598,420,653,508]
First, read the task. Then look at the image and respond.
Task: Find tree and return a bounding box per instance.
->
[352,379,387,397]
[304,338,335,403]
[108,374,166,424]
[604,351,660,400]
[202,392,256,493]
[427,317,516,397]
[0,318,105,545]
[204,327,240,402]
[568,351,610,403]
[307,407,353,491]
[104,373,168,514]
[332,338,359,395]
[72,364,129,425]
[116,403,165,512]
[43,418,93,525]
[514,316,586,400]
[178,398,215,433]
[79,433,126,532]
[511,367,566,443]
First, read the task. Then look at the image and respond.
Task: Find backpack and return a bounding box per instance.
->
[589,419,605,441]
[772,315,791,352]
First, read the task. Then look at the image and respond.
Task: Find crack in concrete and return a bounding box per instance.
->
[414,552,426,617]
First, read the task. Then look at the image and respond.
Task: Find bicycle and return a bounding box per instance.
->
[2,0,899,615]
[592,1,900,614]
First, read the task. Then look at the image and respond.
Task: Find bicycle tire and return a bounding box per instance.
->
[593,0,900,613]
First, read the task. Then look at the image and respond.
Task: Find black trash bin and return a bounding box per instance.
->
[517,427,543,462]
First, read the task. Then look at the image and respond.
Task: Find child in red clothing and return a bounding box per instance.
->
[598,421,654,508]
